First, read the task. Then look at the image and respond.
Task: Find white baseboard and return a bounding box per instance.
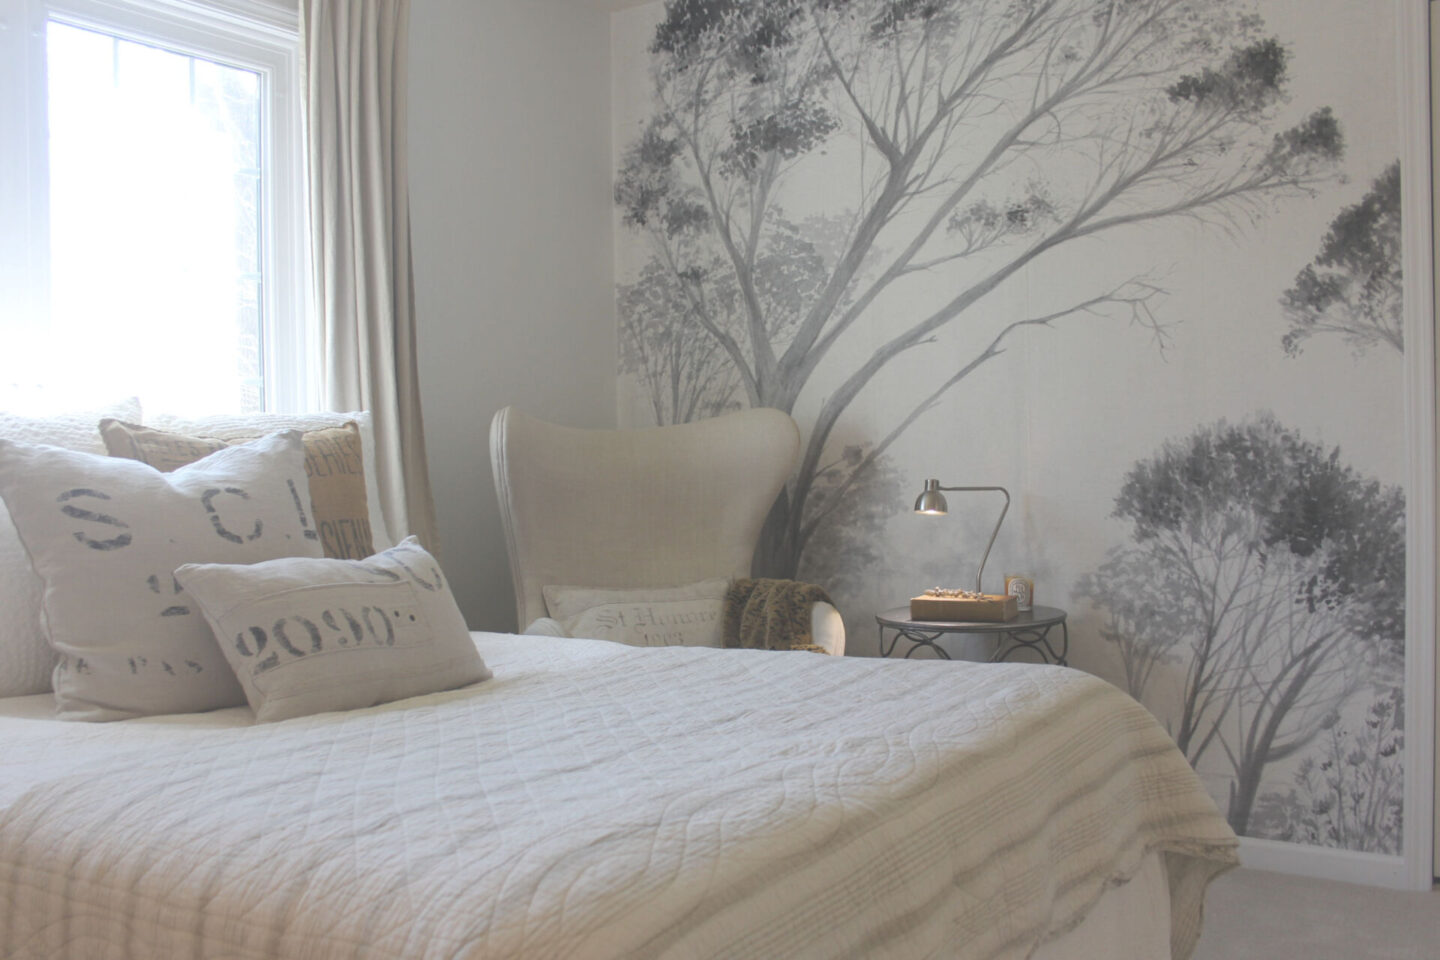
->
[1237,837,1422,890]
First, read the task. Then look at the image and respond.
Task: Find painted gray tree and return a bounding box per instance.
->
[1229,159,1408,853]
[616,0,1344,577]
[1281,161,1402,357]
[1076,416,1404,840]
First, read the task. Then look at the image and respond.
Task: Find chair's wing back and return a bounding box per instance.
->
[490,407,801,630]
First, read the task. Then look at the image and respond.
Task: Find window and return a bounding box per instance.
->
[0,0,313,415]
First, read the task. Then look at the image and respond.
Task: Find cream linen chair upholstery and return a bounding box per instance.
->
[490,407,844,655]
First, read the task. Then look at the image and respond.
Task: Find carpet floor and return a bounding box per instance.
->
[1192,867,1440,960]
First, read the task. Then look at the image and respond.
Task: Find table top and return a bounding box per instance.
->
[876,604,1067,633]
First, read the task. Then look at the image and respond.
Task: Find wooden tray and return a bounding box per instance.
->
[910,594,1019,622]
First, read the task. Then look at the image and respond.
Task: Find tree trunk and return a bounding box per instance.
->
[1227,756,1264,836]
[753,488,801,579]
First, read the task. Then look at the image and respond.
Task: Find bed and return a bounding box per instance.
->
[0,632,1238,960]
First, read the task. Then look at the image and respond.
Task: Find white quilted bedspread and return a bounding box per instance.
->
[0,634,1238,960]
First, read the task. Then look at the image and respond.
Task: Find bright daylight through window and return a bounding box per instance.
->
[0,0,311,416]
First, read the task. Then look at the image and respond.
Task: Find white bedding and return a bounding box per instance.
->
[0,633,1238,959]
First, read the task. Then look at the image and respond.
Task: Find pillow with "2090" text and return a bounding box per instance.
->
[0,431,324,721]
[176,537,491,722]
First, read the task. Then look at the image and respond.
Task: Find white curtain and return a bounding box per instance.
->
[300,0,437,551]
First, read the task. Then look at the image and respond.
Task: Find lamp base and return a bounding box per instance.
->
[910,594,1019,622]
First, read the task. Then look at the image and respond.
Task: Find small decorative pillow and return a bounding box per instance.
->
[0,399,142,698]
[542,577,730,647]
[0,431,323,721]
[176,537,491,723]
[145,410,393,549]
[101,419,375,560]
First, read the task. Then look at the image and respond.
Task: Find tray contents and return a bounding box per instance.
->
[910,589,1019,622]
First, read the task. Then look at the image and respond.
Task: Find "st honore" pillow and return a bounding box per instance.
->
[0,431,323,721]
[542,577,730,648]
[176,538,491,722]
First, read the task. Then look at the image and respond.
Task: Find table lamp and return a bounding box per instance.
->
[913,479,1010,595]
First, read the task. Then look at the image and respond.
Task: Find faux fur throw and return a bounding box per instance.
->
[723,578,833,654]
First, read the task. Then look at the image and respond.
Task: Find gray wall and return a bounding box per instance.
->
[409,0,617,631]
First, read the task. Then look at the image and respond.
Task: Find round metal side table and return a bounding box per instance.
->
[876,605,1069,665]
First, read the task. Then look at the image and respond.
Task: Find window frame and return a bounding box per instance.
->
[0,0,316,413]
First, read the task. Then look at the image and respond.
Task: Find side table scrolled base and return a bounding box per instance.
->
[876,606,1068,666]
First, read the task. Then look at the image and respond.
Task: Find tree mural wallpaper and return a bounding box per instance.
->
[611,0,1407,855]
[1076,417,1405,846]
[1281,161,1403,358]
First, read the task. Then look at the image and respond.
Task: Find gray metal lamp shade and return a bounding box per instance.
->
[913,479,948,515]
[913,479,1011,594]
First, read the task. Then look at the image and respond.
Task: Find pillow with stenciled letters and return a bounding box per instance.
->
[176,537,491,723]
[146,410,394,550]
[0,430,324,720]
[542,577,731,648]
[0,399,142,698]
[100,418,375,560]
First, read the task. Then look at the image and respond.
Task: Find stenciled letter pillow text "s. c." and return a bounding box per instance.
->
[0,431,324,721]
[542,577,730,648]
[145,410,393,551]
[100,418,375,560]
[0,399,141,699]
[176,537,491,723]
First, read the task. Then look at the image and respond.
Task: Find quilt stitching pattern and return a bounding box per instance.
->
[0,636,1237,960]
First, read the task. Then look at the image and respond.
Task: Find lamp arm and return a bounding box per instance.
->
[936,485,1010,594]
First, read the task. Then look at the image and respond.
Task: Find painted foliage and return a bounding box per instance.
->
[611,0,1406,853]
[1076,416,1405,848]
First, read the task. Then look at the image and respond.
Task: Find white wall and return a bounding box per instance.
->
[409,0,616,631]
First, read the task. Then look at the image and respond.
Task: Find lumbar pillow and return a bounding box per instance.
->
[176,537,491,723]
[542,577,730,647]
[0,399,142,698]
[101,418,375,560]
[145,410,393,549]
[0,431,323,720]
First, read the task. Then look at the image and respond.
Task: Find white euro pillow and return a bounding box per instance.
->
[176,537,491,723]
[0,431,323,720]
[0,399,141,697]
[542,577,730,648]
[145,410,394,550]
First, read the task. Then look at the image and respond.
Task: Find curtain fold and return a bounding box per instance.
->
[301,0,437,552]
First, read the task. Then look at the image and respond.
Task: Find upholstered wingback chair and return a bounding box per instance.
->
[489,407,844,655]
